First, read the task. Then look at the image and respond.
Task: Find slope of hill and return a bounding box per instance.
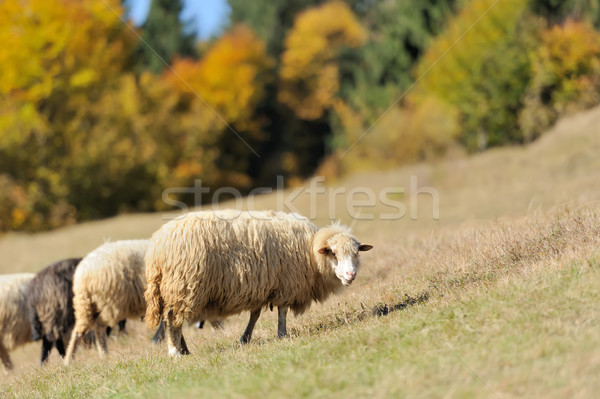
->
[2,105,599,274]
[1,107,599,398]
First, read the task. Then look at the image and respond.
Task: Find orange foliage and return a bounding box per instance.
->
[278,1,366,120]
[166,25,273,132]
[535,20,600,107]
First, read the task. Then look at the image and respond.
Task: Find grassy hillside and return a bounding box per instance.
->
[1,107,600,398]
[2,104,600,274]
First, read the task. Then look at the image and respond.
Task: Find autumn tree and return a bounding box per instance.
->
[0,0,136,229]
[337,0,460,122]
[228,0,326,57]
[414,0,536,150]
[278,1,366,120]
[166,26,274,189]
[520,20,600,140]
[249,2,365,180]
[230,0,460,179]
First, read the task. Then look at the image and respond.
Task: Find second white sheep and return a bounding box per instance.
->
[64,240,148,365]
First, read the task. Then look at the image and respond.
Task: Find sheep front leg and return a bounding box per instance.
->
[0,343,13,373]
[117,320,127,334]
[94,327,108,358]
[240,309,261,345]
[151,319,166,344]
[277,306,289,338]
[209,319,224,329]
[40,337,54,365]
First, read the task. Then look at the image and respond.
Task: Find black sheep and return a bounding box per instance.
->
[27,258,82,364]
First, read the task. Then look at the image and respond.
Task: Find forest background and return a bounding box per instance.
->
[1,0,599,231]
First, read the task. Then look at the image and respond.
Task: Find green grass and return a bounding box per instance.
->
[4,249,598,398]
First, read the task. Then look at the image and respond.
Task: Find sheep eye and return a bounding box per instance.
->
[331,252,338,260]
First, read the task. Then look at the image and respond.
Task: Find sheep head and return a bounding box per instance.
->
[314,226,372,286]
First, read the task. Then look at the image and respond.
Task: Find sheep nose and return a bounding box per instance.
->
[345,270,356,281]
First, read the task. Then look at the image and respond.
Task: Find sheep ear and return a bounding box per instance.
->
[318,246,330,255]
[358,244,373,252]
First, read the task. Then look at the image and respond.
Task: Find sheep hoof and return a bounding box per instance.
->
[168,347,182,358]
[240,336,251,345]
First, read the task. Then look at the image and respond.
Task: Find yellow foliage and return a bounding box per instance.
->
[279,1,366,120]
[0,4,271,230]
[410,0,535,149]
[415,0,528,104]
[0,0,128,102]
[164,26,273,188]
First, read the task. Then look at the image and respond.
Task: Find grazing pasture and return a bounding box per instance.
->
[1,108,600,398]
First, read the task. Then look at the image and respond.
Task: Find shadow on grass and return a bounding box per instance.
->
[297,292,430,337]
[372,292,430,316]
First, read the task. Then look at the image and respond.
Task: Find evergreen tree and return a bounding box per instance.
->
[134,0,197,73]
[229,0,324,59]
[338,0,460,122]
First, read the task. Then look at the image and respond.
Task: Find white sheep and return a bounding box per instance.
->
[64,240,148,365]
[144,210,372,357]
[0,273,35,373]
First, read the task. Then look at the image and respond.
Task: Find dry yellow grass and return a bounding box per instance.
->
[1,107,600,397]
[2,104,599,273]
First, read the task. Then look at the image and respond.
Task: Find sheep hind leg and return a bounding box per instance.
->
[0,343,13,372]
[180,335,190,355]
[64,330,83,365]
[240,308,261,345]
[94,327,109,359]
[165,323,186,357]
[165,312,188,357]
[56,338,66,358]
[277,306,289,338]
[40,337,54,365]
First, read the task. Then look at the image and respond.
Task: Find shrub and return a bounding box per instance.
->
[520,20,600,140]
[332,96,459,173]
